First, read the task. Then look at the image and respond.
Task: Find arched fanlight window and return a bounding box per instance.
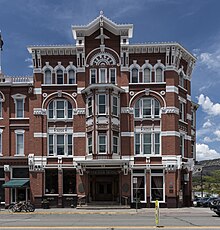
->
[131,68,139,83]
[45,69,52,84]
[56,69,64,84]
[68,69,76,84]
[143,68,151,83]
[155,68,163,82]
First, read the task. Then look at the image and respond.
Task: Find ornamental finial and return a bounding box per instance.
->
[100,10,104,16]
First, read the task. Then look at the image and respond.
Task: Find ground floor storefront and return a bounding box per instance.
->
[0,162,192,208]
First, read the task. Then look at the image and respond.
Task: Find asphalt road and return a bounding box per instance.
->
[0,207,220,229]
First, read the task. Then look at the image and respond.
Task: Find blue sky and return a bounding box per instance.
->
[0,0,220,161]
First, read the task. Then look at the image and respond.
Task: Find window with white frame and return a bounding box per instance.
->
[151,169,164,202]
[0,168,5,202]
[132,172,146,202]
[109,68,116,84]
[112,96,118,116]
[48,100,72,119]
[98,95,106,114]
[15,130,24,155]
[87,97,93,117]
[56,69,64,84]
[180,134,184,157]
[131,68,139,83]
[143,68,151,83]
[98,134,106,153]
[12,94,26,119]
[0,101,2,118]
[0,129,2,155]
[191,110,195,127]
[90,69,97,84]
[68,69,76,84]
[179,101,185,121]
[48,134,72,156]
[44,69,52,84]
[87,135,93,154]
[135,131,160,155]
[113,135,119,154]
[155,67,163,82]
[179,72,184,88]
[134,98,160,119]
[99,68,107,83]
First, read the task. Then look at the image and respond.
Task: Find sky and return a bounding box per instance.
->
[0,0,220,161]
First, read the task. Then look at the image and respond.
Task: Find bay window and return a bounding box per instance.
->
[112,96,118,116]
[99,68,107,83]
[113,136,119,154]
[98,135,106,153]
[98,95,106,114]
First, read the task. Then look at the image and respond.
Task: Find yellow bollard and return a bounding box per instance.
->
[155,200,160,226]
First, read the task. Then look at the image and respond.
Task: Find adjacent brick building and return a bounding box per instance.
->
[0,13,198,208]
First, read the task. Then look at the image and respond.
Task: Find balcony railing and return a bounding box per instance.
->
[0,76,33,85]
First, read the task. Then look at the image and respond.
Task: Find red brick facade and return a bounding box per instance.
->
[0,14,197,208]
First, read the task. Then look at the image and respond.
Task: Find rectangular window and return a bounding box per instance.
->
[98,135,106,153]
[191,110,195,127]
[88,136,92,154]
[57,135,64,155]
[180,134,184,157]
[143,133,151,154]
[132,175,146,202]
[98,95,106,114]
[16,133,24,155]
[68,135,72,155]
[151,174,164,201]
[112,96,118,116]
[12,168,29,178]
[49,135,54,155]
[0,101,2,118]
[88,97,92,116]
[179,102,184,121]
[49,102,54,119]
[56,101,65,118]
[155,133,160,154]
[113,136,118,154]
[90,69,96,84]
[63,169,76,194]
[68,70,76,84]
[16,99,24,118]
[110,68,116,84]
[134,100,140,118]
[135,133,140,154]
[142,99,151,118]
[99,68,107,83]
[45,169,58,194]
[67,102,72,118]
[0,133,2,155]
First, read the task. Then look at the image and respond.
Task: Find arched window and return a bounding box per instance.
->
[131,68,139,83]
[134,98,160,119]
[143,68,151,83]
[179,72,184,88]
[45,69,52,84]
[48,99,72,119]
[155,67,163,82]
[68,69,76,84]
[56,69,63,84]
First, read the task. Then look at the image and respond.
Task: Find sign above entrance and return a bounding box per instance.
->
[88,170,119,175]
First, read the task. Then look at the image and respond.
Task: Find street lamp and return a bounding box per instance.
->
[197,167,203,198]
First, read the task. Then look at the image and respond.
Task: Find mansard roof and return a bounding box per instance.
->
[72,12,133,39]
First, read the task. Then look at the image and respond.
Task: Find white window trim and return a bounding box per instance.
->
[179,101,185,121]
[67,69,76,84]
[99,68,107,83]
[87,96,93,117]
[56,69,64,84]
[109,68,117,84]
[112,135,119,154]
[12,94,26,118]
[131,172,146,203]
[90,69,97,84]
[134,131,161,156]
[98,94,107,115]
[112,95,119,117]
[180,134,185,157]
[98,134,107,154]
[150,170,165,203]
[154,62,165,83]
[130,67,140,83]
[0,129,3,156]
[48,133,73,156]
[87,135,93,155]
[15,130,25,156]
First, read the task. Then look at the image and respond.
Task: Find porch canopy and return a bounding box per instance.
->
[2,179,30,188]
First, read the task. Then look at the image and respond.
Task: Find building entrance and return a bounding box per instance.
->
[89,170,119,202]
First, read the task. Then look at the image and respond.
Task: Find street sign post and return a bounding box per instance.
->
[155,200,160,226]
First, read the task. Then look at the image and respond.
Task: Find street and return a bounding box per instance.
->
[0,207,220,229]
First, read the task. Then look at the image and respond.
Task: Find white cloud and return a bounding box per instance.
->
[197,94,220,116]
[203,136,213,143]
[214,130,220,139]
[196,143,220,161]
[203,119,212,128]
[25,58,33,69]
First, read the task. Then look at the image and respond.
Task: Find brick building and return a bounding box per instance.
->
[0,13,198,208]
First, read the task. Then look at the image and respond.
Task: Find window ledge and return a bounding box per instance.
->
[42,84,77,86]
[134,154,161,157]
[179,120,188,125]
[14,154,25,157]
[178,85,188,92]
[10,118,29,120]
[47,118,73,121]
[129,82,166,85]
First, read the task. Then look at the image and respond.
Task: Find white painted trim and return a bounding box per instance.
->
[161,131,180,137]
[121,132,134,137]
[185,135,192,141]
[34,133,47,138]
[179,96,187,103]
[166,86,179,94]
[187,94,191,101]
[34,88,42,95]
[73,132,86,137]
[77,87,84,94]
[187,113,192,121]
[120,86,129,93]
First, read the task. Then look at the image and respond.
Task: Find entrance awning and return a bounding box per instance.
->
[2,179,30,188]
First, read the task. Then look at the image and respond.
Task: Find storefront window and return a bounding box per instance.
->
[132,172,146,203]
[45,169,58,194]
[151,169,164,202]
[0,168,4,202]
[63,169,76,194]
